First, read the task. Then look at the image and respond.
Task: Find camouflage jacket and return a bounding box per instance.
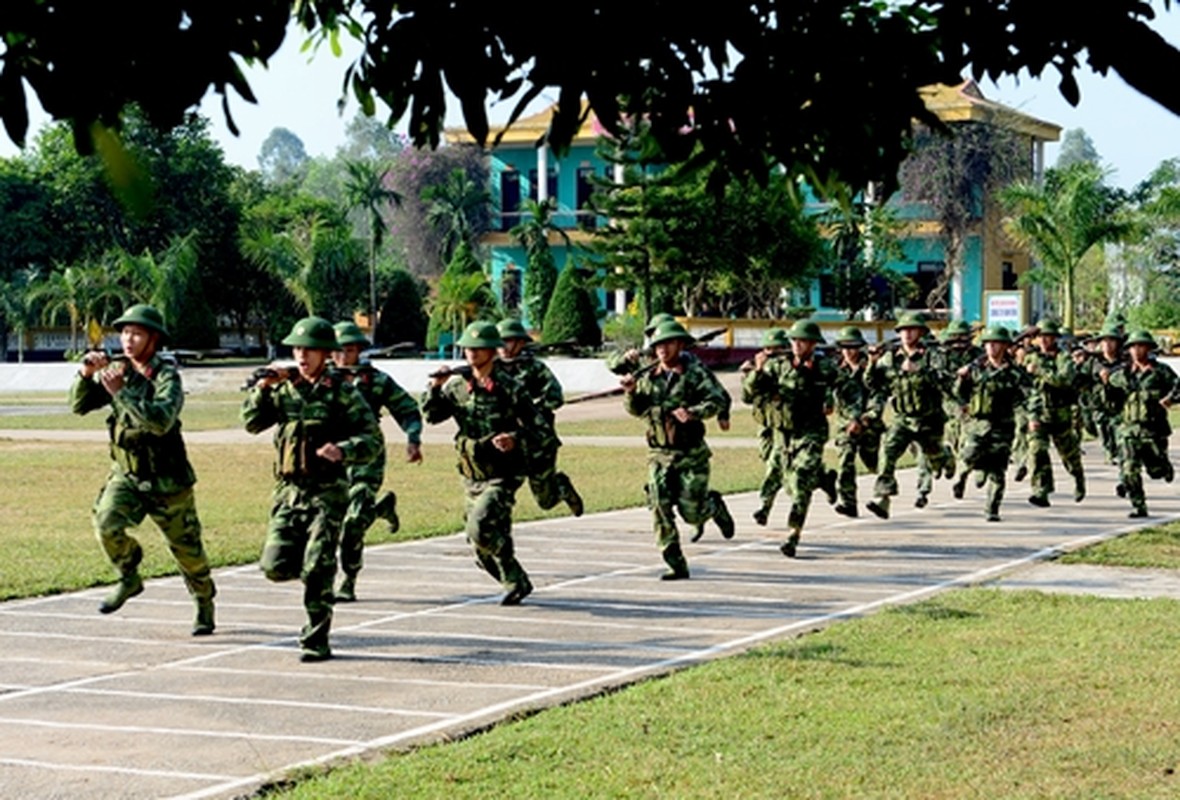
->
[70,354,196,494]
[1023,348,1078,424]
[336,363,423,445]
[421,361,548,481]
[498,355,564,423]
[242,371,380,486]
[1100,360,1178,435]
[744,353,835,436]
[611,348,731,424]
[953,357,1033,425]
[866,345,951,422]
[624,355,729,452]
[832,357,876,427]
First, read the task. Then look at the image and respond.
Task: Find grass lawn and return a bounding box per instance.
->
[0,391,247,431]
[272,588,1180,799]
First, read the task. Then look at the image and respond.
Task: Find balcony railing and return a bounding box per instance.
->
[496,209,604,232]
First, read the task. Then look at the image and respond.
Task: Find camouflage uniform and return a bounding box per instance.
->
[1024,328,1085,506]
[865,315,955,519]
[740,329,789,524]
[831,327,881,517]
[242,318,381,661]
[744,320,836,553]
[421,323,550,604]
[950,327,1033,521]
[70,304,215,634]
[915,323,981,506]
[624,321,733,578]
[335,361,423,589]
[1099,331,1178,517]
[1076,326,1125,465]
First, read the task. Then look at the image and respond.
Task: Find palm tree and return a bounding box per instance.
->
[344,159,401,340]
[509,197,569,331]
[29,263,127,353]
[1000,162,1134,330]
[423,168,491,264]
[431,270,493,355]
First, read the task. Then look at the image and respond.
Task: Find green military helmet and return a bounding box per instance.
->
[456,321,505,349]
[648,319,695,346]
[644,312,677,336]
[1096,322,1125,341]
[1037,319,1063,336]
[941,319,972,341]
[894,311,928,332]
[333,320,370,348]
[979,325,1013,344]
[282,316,339,349]
[786,319,825,342]
[496,318,532,341]
[835,326,867,348]
[1124,329,1158,349]
[761,327,790,348]
[113,303,169,341]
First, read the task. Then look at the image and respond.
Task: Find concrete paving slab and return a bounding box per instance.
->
[2,438,1180,799]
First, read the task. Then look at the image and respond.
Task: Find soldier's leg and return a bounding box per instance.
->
[92,471,148,614]
[755,427,783,523]
[648,456,688,579]
[337,479,377,599]
[260,483,309,583]
[297,486,347,660]
[781,435,824,556]
[952,422,983,500]
[527,449,562,510]
[146,486,216,633]
[466,477,531,602]
[834,430,859,516]
[859,425,882,474]
[870,421,915,517]
[982,433,1011,521]
[1028,423,1054,505]
[1119,433,1148,517]
[914,452,933,507]
[1012,409,1030,482]
[1054,425,1086,502]
[677,452,732,539]
[1142,434,1174,482]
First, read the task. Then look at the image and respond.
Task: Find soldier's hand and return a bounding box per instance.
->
[1028,420,1041,432]
[901,357,919,373]
[754,350,770,370]
[1099,367,1110,385]
[491,432,516,452]
[316,443,344,463]
[847,420,863,435]
[80,350,110,378]
[718,418,731,431]
[623,348,641,364]
[406,442,423,463]
[620,375,637,393]
[671,407,694,423]
[98,363,125,396]
[957,364,971,378]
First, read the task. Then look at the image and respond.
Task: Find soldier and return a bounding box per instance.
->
[831,326,882,518]
[1076,323,1125,466]
[864,312,955,520]
[1023,319,1086,507]
[1097,330,1177,518]
[496,318,584,517]
[741,328,790,525]
[70,304,216,635]
[1009,323,1041,482]
[242,317,381,662]
[743,320,837,557]
[622,320,734,579]
[330,321,424,602]
[913,319,981,507]
[950,326,1032,521]
[421,321,549,605]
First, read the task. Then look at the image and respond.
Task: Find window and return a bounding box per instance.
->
[500,170,521,232]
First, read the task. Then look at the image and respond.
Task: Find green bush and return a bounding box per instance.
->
[375,268,428,347]
[541,265,601,346]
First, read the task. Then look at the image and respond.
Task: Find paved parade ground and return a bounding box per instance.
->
[2,439,1178,798]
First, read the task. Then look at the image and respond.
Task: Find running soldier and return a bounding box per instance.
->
[1097,329,1177,518]
[70,304,216,635]
[913,320,981,507]
[330,321,424,602]
[1023,320,1086,507]
[1076,323,1125,466]
[950,326,1033,521]
[741,328,790,526]
[831,326,882,518]
[742,319,837,557]
[422,321,549,605]
[865,312,955,520]
[496,318,584,517]
[622,320,734,579]
[242,317,381,661]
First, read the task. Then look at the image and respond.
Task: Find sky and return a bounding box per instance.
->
[3,10,1180,190]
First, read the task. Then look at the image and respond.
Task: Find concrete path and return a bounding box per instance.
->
[2,446,1179,798]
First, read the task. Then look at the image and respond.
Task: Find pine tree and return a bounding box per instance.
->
[541,264,601,347]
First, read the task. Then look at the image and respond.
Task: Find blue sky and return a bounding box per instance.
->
[4,10,1180,190]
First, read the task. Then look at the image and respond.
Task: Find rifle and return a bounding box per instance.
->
[693,327,730,345]
[526,338,582,355]
[566,362,658,404]
[240,365,299,391]
[429,364,474,380]
[364,341,418,359]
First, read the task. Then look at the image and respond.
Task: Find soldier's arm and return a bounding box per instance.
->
[68,371,111,416]
[241,384,280,434]
[113,365,184,435]
[378,374,424,445]
[684,365,727,420]
[621,378,650,418]
[535,362,566,412]
[334,384,382,465]
[420,379,459,424]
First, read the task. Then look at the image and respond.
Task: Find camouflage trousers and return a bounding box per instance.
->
[646,446,721,570]
[956,420,1016,517]
[873,414,952,499]
[917,404,965,499]
[777,428,828,530]
[1116,425,1175,514]
[527,446,579,511]
[1093,410,1120,465]
[834,422,880,508]
[1028,418,1084,500]
[93,469,215,602]
[756,427,786,512]
[261,479,348,656]
[338,472,384,579]
[463,475,529,591]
